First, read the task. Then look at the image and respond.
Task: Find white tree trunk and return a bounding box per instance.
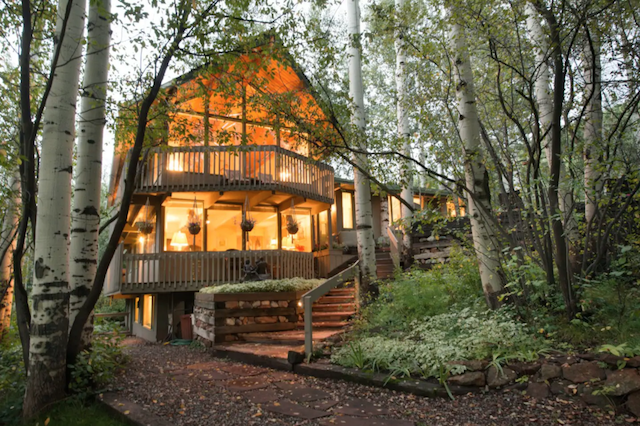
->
[24,0,85,417]
[395,0,413,260]
[69,0,111,348]
[346,0,377,289]
[449,14,504,308]
[0,173,20,341]
[583,34,603,226]
[380,195,389,238]
[526,3,579,245]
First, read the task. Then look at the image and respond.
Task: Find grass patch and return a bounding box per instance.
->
[200,277,324,294]
[20,400,128,426]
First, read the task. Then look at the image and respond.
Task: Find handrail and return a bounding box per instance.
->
[302,260,360,357]
[387,226,401,269]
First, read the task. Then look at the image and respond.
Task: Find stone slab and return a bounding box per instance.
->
[100,393,174,426]
[312,400,340,411]
[274,381,331,401]
[219,376,271,392]
[186,361,226,370]
[333,398,391,417]
[319,416,414,426]
[220,364,268,376]
[243,390,279,404]
[198,370,231,381]
[266,370,298,382]
[262,400,330,419]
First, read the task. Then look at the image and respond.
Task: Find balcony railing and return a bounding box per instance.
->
[110,249,314,294]
[134,145,334,204]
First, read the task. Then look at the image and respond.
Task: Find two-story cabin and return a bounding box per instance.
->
[105,46,465,342]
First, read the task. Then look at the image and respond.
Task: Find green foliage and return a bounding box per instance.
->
[333,307,551,378]
[356,246,482,333]
[0,328,25,423]
[23,400,128,426]
[68,327,129,397]
[200,277,324,294]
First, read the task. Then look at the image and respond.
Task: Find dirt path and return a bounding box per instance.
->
[112,341,620,426]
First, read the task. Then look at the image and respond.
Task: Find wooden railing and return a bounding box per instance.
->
[134,145,334,204]
[303,260,360,357]
[387,226,401,269]
[120,250,314,293]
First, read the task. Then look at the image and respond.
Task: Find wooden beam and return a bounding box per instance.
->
[203,192,223,208]
[278,196,306,212]
[247,191,272,209]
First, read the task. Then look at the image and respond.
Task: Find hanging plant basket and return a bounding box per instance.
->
[188,222,201,235]
[137,221,154,235]
[286,218,299,235]
[240,219,255,232]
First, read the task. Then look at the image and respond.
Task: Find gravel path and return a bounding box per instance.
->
[112,341,622,426]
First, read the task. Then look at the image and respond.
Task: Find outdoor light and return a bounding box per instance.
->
[170,231,189,250]
[298,301,303,307]
[138,236,145,244]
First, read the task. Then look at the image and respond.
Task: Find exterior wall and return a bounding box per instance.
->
[127,292,196,342]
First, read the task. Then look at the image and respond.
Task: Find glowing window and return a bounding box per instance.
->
[342,192,354,229]
[318,210,329,249]
[134,297,140,323]
[143,295,154,329]
[390,196,401,224]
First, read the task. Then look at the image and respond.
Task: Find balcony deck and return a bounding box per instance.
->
[133,145,334,204]
[106,248,314,295]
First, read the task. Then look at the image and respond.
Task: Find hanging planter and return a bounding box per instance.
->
[188,196,202,235]
[286,216,299,235]
[137,198,154,235]
[240,217,256,232]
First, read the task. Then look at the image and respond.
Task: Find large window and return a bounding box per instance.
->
[246,207,278,250]
[318,210,329,250]
[143,295,154,329]
[134,297,140,323]
[389,195,402,224]
[205,204,243,251]
[164,199,204,252]
[281,208,312,252]
[342,192,354,229]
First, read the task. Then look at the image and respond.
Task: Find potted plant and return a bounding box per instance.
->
[136,221,154,235]
[240,216,256,232]
[285,216,299,235]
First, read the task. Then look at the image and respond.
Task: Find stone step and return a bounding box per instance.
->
[327,288,356,295]
[310,321,350,329]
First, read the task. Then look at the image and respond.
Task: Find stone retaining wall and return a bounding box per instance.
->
[193,291,305,344]
[446,353,640,415]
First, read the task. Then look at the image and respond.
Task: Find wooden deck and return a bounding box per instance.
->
[134,145,334,204]
[110,249,314,294]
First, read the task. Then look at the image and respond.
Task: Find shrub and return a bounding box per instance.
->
[200,277,324,294]
[332,307,551,377]
[68,327,129,397]
[356,246,483,333]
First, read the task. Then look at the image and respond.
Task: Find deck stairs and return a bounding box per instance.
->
[303,285,357,331]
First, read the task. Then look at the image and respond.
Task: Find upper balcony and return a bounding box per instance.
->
[132,145,334,204]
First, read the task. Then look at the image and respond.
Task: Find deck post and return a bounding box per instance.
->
[304,295,313,357]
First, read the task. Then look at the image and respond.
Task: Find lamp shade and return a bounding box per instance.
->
[170,231,189,248]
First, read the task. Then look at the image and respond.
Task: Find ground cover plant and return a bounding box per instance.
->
[200,278,324,295]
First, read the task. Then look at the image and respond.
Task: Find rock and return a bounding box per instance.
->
[510,362,541,376]
[261,300,271,307]
[447,372,486,387]
[562,362,605,383]
[604,369,640,396]
[225,318,235,326]
[580,390,612,409]
[627,356,640,368]
[549,355,578,365]
[278,316,288,323]
[278,301,289,307]
[271,301,279,308]
[246,317,255,324]
[486,366,517,388]
[598,353,625,367]
[225,301,239,309]
[252,301,261,308]
[627,391,640,417]
[576,353,597,361]
[448,360,488,372]
[525,382,550,399]
[255,316,278,324]
[537,364,562,382]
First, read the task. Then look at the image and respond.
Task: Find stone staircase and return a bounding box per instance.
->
[376,249,395,279]
[306,286,357,330]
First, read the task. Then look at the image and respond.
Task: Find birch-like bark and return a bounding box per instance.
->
[69,0,111,349]
[0,174,20,341]
[395,0,413,263]
[583,33,603,227]
[346,0,377,292]
[525,3,579,245]
[449,13,504,308]
[24,0,85,417]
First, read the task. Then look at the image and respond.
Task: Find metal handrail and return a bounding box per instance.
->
[302,260,360,357]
